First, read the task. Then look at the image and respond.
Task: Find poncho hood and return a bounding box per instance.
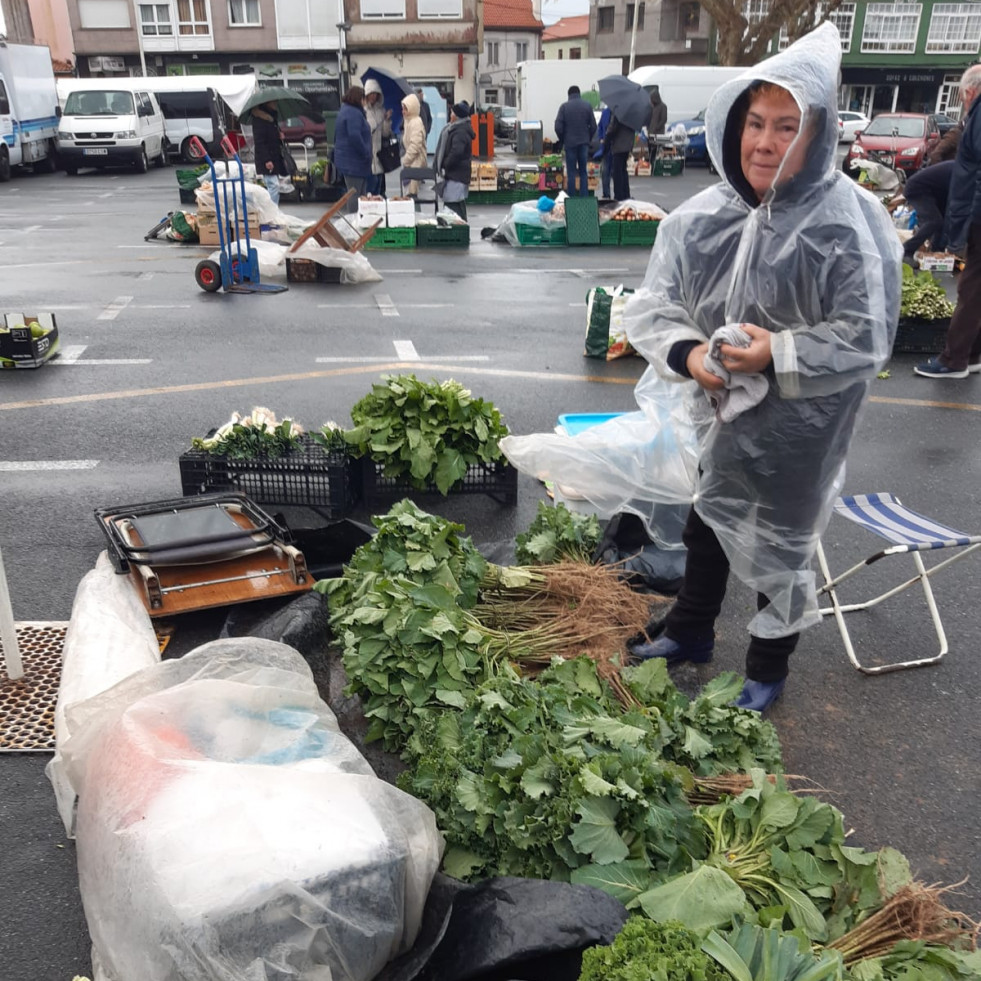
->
[401,93,420,119]
[706,22,841,207]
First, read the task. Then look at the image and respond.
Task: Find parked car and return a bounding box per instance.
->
[931,112,959,135]
[676,108,708,163]
[279,114,325,150]
[838,110,871,142]
[484,103,517,142]
[843,112,941,175]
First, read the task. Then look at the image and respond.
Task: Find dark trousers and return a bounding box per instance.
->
[611,152,631,201]
[941,219,981,370]
[663,507,797,682]
[445,199,467,220]
[564,144,590,196]
[600,154,611,198]
[903,196,945,257]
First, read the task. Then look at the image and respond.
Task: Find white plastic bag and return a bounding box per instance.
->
[63,638,443,981]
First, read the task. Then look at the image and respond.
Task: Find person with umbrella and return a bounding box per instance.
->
[333,86,373,212]
[598,76,654,200]
[364,78,393,196]
[554,85,597,197]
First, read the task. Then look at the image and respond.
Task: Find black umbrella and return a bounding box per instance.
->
[598,75,653,132]
[239,86,321,124]
[361,66,414,134]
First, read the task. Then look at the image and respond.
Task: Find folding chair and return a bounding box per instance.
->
[816,493,981,674]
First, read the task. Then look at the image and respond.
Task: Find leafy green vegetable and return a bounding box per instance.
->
[343,375,510,494]
[703,921,844,981]
[847,941,981,981]
[515,501,602,565]
[191,407,304,459]
[578,916,732,981]
[636,865,754,932]
[900,265,954,321]
[397,658,705,882]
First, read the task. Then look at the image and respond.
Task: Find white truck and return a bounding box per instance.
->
[516,58,623,142]
[627,65,750,126]
[0,41,60,180]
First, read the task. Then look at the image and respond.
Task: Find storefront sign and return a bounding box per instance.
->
[842,68,946,86]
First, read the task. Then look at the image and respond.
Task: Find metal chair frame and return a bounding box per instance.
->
[816,493,981,674]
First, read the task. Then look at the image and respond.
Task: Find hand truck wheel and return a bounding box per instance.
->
[195,259,222,292]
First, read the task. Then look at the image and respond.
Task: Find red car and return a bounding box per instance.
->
[843,112,941,175]
[279,115,326,150]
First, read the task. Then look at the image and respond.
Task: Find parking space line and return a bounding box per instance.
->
[97,296,134,320]
[393,340,419,360]
[375,294,399,317]
[316,355,491,363]
[0,460,99,471]
[54,346,87,364]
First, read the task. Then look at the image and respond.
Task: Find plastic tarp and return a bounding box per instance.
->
[500,368,698,549]
[61,637,443,981]
[206,238,382,284]
[44,551,161,838]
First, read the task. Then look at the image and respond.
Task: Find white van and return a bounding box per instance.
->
[56,86,166,174]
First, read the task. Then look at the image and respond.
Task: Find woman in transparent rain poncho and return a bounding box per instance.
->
[624,23,902,711]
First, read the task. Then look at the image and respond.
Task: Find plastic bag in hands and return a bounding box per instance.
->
[65,638,443,981]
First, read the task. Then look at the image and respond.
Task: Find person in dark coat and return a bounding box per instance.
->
[250,101,288,206]
[435,101,475,220]
[647,85,668,162]
[593,105,613,198]
[332,86,373,212]
[915,65,981,378]
[603,113,636,201]
[926,119,962,165]
[901,160,954,262]
[555,85,597,196]
[416,88,433,138]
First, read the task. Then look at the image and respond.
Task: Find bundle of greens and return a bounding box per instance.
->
[578,917,731,981]
[900,265,955,321]
[703,921,845,981]
[515,501,602,565]
[343,375,511,493]
[190,406,304,459]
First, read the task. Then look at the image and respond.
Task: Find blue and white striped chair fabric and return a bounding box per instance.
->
[817,493,981,674]
[832,493,981,552]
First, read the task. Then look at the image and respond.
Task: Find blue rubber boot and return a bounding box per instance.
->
[734,678,786,712]
[628,633,714,665]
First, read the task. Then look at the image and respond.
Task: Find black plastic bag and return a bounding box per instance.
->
[374,874,628,981]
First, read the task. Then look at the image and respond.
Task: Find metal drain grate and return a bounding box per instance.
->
[0,622,68,753]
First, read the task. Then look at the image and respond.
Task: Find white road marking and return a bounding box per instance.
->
[98,296,134,320]
[375,294,399,317]
[23,224,42,232]
[53,357,153,365]
[98,192,113,198]
[393,340,419,360]
[316,355,491,363]
[54,345,87,364]
[138,272,154,280]
[0,460,99,471]
[316,303,453,310]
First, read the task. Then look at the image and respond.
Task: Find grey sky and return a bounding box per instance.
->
[541,0,590,26]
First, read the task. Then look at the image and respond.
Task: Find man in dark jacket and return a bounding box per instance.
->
[555,85,597,196]
[901,160,954,263]
[915,65,981,378]
[647,85,668,162]
[604,113,636,201]
[250,101,288,206]
[416,89,433,138]
[435,101,475,219]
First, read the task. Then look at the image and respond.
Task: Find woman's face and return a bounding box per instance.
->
[366,92,380,106]
[740,87,803,200]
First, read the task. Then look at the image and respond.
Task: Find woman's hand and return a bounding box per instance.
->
[717,323,771,374]
[385,109,392,120]
[265,161,274,172]
[686,342,726,391]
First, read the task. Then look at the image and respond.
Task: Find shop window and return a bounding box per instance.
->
[360,0,405,19]
[177,0,210,35]
[861,2,922,54]
[78,0,131,29]
[418,0,462,17]
[938,73,965,117]
[139,3,173,35]
[626,3,645,31]
[228,0,260,26]
[597,6,614,32]
[926,3,981,54]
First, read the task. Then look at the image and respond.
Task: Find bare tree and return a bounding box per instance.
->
[697,0,844,66]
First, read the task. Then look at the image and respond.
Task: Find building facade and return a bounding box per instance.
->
[588,0,712,71]
[478,0,541,108]
[542,14,589,60]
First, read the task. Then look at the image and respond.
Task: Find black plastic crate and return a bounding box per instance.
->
[894,317,949,354]
[285,257,344,283]
[179,435,358,515]
[360,457,518,508]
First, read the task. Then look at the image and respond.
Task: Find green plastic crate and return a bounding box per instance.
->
[365,226,417,250]
[416,223,470,248]
[616,220,659,247]
[514,223,567,247]
[599,220,620,246]
[653,157,684,177]
[564,196,601,246]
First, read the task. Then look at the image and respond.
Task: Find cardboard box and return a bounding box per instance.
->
[386,198,416,228]
[478,176,498,191]
[356,197,387,230]
[469,161,481,190]
[1,312,59,369]
[515,165,540,186]
[197,212,260,246]
[478,163,497,180]
[496,167,516,189]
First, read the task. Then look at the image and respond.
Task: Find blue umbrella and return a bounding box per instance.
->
[361,66,414,135]
[598,75,653,132]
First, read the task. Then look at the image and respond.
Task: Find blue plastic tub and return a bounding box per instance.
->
[557,412,627,436]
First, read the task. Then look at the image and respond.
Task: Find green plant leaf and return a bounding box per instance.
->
[570,858,653,906]
[638,865,752,932]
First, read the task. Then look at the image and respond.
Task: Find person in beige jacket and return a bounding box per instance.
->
[399,92,428,196]
[364,77,392,195]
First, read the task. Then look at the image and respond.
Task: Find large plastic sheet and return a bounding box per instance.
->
[62,638,443,981]
[45,551,161,837]
[622,23,902,638]
[499,369,697,549]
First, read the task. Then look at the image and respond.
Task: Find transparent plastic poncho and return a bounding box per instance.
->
[623,23,902,638]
